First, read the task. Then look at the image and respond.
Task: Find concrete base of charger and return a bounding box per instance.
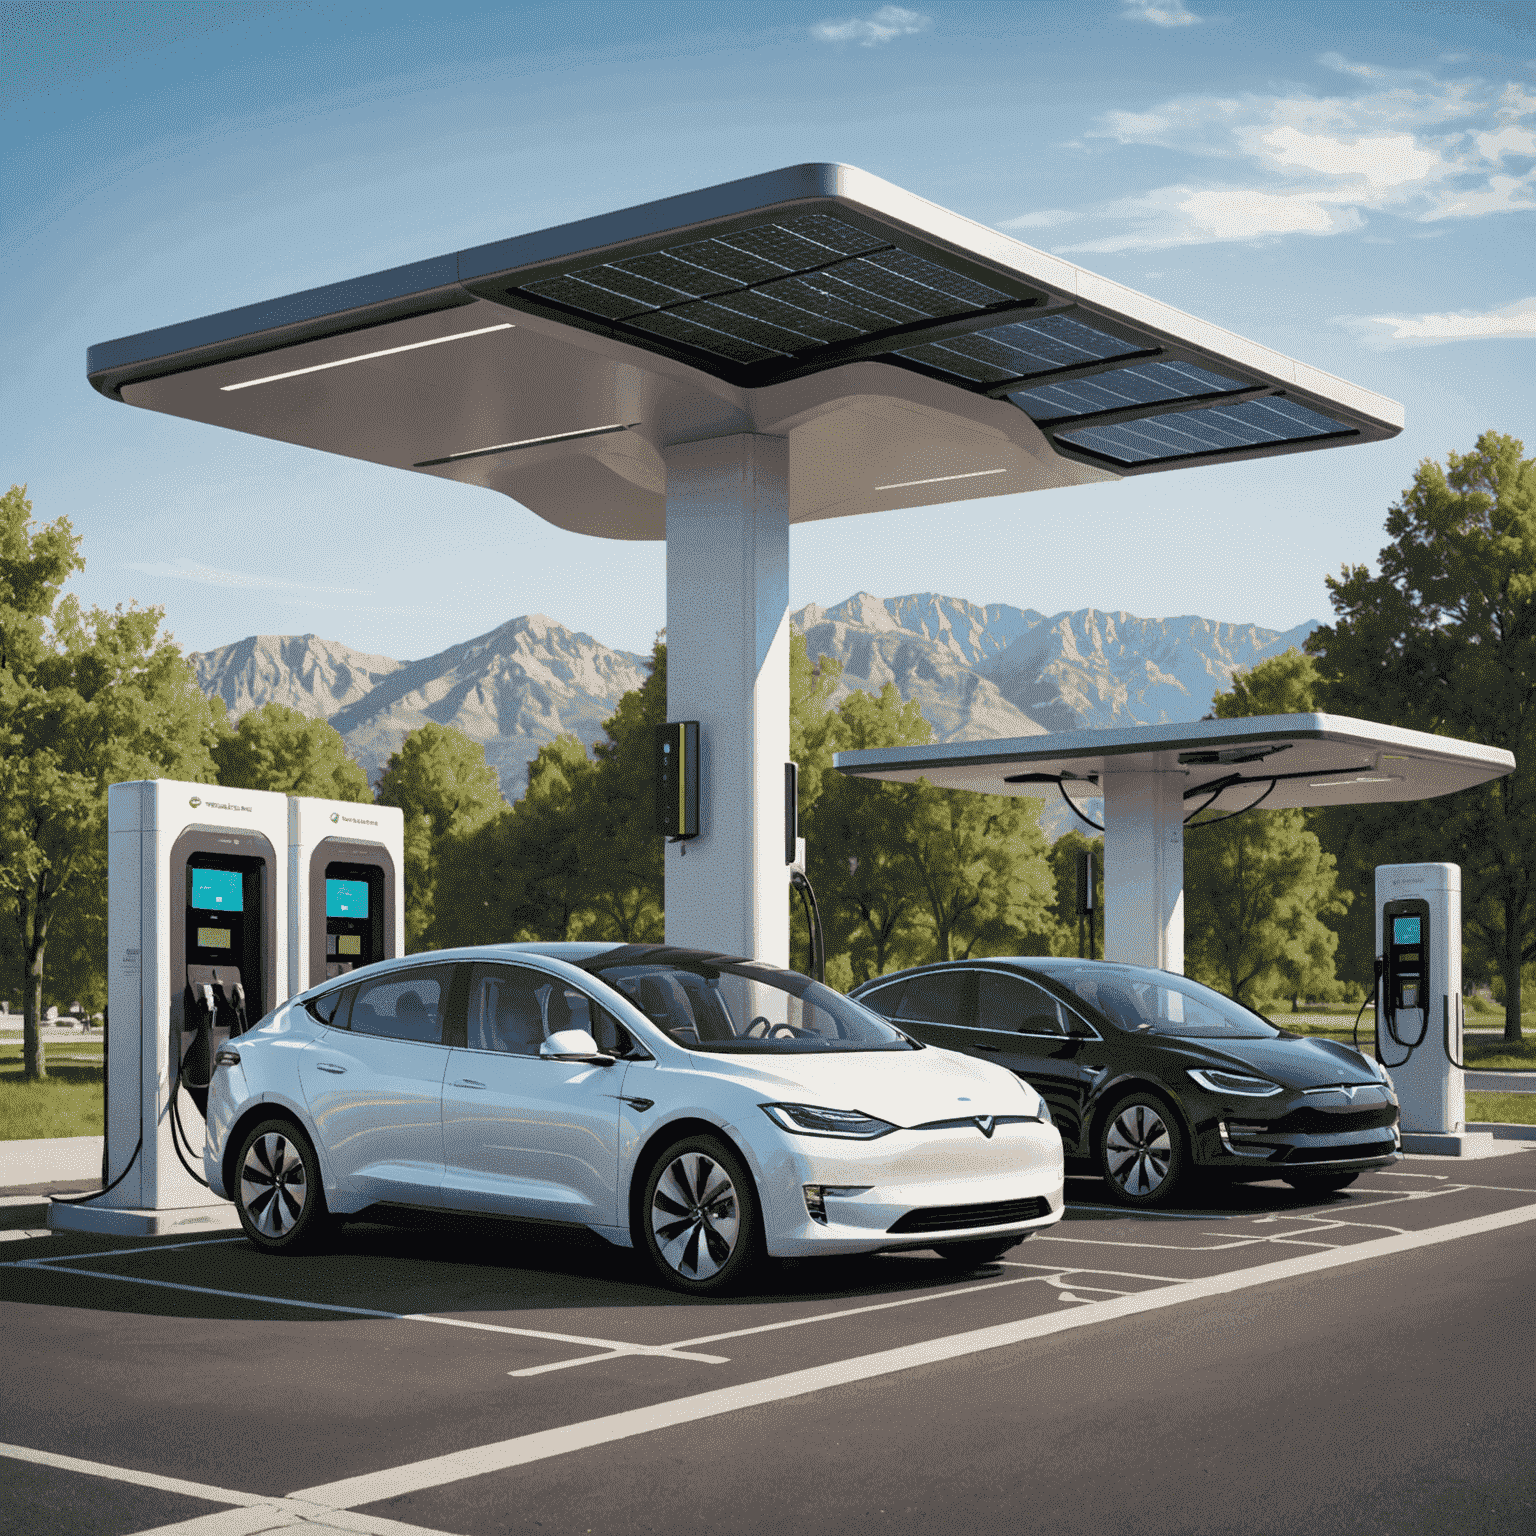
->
[48,1200,243,1237]
[1400,1129,1501,1157]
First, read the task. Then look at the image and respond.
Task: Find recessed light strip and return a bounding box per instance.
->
[219,323,515,392]
[874,468,1008,492]
[414,422,635,468]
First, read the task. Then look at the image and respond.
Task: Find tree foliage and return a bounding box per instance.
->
[1307,430,1535,1039]
[375,723,504,950]
[213,702,371,803]
[1,487,224,1077]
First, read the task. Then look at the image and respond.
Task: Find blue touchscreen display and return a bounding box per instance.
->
[1393,916,1421,945]
[326,879,369,918]
[191,868,243,912]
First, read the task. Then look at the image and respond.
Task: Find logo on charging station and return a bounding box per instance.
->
[188,796,201,808]
[330,813,339,823]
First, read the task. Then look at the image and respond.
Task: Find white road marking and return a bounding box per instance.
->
[292,1200,1536,1511]
[1063,1203,1231,1220]
[999,1260,1188,1283]
[0,1229,51,1243]
[3,1257,728,1364]
[24,1237,246,1263]
[0,1442,465,1536]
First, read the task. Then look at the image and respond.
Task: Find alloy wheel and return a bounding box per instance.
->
[240,1131,308,1238]
[1105,1103,1173,1198]
[649,1151,740,1281]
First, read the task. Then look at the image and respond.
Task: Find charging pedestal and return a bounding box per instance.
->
[53,781,289,1235]
[288,797,404,993]
[1375,862,1483,1155]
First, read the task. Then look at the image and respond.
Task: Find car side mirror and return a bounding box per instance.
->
[540,1028,616,1065]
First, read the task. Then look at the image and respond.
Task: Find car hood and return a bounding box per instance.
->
[685,1045,1035,1125]
[1182,1034,1383,1089]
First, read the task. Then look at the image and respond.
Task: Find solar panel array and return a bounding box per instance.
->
[1056,397,1349,464]
[507,209,1359,465]
[1006,359,1243,421]
[516,212,1016,365]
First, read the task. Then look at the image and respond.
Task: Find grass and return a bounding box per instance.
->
[0,1042,104,1141]
[1466,1092,1536,1126]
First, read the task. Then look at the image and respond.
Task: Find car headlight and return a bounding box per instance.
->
[1187,1068,1283,1098]
[1014,1074,1051,1124]
[760,1103,897,1139]
[1368,1056,1395,1090]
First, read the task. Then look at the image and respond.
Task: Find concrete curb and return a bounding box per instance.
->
[0,1136,102,1191]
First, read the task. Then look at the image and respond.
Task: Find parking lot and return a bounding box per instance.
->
[4,1154,1534,1536]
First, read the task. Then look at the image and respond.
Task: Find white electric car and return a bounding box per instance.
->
[204,942,1064,1292]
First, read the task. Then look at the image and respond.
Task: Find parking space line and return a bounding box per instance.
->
[1,1229,51,1243]
[287,1200,1536,1511]
[1064,1203,1232,1220]
[998,1261,1190,1283]
[0,1441,464,1535]
[1,1258,726,1362]
[26,1237,246,1263]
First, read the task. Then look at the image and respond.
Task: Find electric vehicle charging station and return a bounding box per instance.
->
[1376,862,1468,1151]
[52,780,290,1235]
[50,785,405,1236]
[288,796,404,993]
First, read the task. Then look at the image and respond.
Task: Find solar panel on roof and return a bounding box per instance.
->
[895,314,1145,384]
[511,210,1019,367]
[1008,360,1244,421]
[1057,397,1350,463]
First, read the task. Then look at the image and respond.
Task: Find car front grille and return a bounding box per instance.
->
[1286,1138,1397,1164]
[1274,1105,1398,1135]
[887,1196,1052,1235]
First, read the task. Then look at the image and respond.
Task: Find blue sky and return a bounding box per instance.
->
[5,0,1533,662]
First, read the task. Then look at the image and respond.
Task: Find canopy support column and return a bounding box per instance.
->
[663,434,790,964]
[1101,770,1184,973]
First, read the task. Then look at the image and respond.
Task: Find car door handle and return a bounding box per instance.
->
[316,1063,346,1074]
[455,1079,486,1090]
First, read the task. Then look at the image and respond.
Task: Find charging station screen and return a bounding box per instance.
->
[191,869,243,911]
[326,879,369,918]
[197,926,232,949]
[1393,916,1422,945]
[336,934,362,956]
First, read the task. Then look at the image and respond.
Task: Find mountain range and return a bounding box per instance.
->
[192,594,1316,807]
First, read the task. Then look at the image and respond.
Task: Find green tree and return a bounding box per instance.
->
[1,487,224,1077]
[806,683,934,983]
[575,640,666,942]
[1307,431,1535,1041]
[1211,648,1321,720]
[1184,810,1348,1012]
[375,723,504,949]
[213,702,371,802]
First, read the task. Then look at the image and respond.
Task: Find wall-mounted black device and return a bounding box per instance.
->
[785,761,799,866]
[655,720,700,840]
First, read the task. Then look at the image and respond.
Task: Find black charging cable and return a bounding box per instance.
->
[790,868,825,985]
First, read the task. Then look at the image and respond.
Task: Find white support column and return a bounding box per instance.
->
[663,434,791,964]
[1101,770,1184,972]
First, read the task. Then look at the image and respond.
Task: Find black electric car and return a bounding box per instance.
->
[850,959,1400,1207]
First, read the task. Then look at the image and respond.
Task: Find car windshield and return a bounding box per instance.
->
[589,957,916,1054]
[1045,965,1279,1040]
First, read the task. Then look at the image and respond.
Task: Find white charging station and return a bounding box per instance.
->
[288,796,404,995]
[53,780,291,1235]
[51,782,405,1236]
[1375,862,1468,1152]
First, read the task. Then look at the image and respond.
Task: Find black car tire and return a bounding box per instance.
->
[234,1117,330,1254]
[1098,1090,1188,1208]
[932,1237,1018,1269]
[639,1134,762,1296]
[1283,1171,1359,1195]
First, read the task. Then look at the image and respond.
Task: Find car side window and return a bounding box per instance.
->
[349,967,451,1044]
[305,987,349,1026]
[977,972,1066,1037]
[856,981,907,1020]
[467,965,548,1056]
[896,971,970,1028]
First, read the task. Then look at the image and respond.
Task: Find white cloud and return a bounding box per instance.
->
[128,558,369,596]
[1123,0,1200,24]
[811,6,931,45]
[1049,61,1536,252]
[1001,209,1078,229]
[1340,296,1536,346]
